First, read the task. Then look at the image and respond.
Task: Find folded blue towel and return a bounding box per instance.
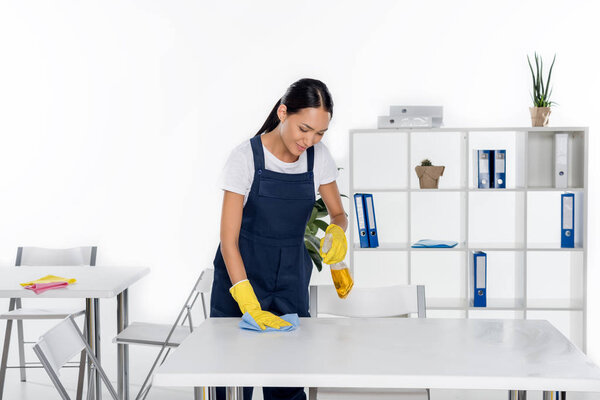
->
[239,313,300,332]
[411,239,458,248]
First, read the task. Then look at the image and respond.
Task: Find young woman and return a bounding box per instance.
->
[210,78,348,400]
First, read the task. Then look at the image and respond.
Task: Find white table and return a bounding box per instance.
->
[0,266,149,400]
[153,318,600,399]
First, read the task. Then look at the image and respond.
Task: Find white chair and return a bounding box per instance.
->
[308,284,429,400]
[113,268,213,400]
[33,315,118,400]
[0,246,96,400]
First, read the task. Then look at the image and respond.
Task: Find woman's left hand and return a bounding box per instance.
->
[319,224,347,264]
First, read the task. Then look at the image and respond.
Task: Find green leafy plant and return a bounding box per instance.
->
[527,52,557,107]
[304,168,348,272]
[420,159,432,166]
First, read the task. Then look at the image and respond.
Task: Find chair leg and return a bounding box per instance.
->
[15,320,25,382]
[0,299,16,400]
[15,299,26,382]
[76,312,89,400]
[193,387,202,400]
[76,349,86,400]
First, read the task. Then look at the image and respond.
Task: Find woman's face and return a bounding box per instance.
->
[277,105,330,156]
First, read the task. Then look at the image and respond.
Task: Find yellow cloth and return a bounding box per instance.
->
[20,275,76,287]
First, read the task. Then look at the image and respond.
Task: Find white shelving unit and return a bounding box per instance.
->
[348,127,588,351]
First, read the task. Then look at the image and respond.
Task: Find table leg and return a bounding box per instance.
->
[85,299,96,400]
[94,298,102,400]
[117,289,129,400]
[508,390,526,400]
[226,387,244,400]
[0,299,16,400]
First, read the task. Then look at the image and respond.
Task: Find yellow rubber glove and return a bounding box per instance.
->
[319,224,347,264]
[229,280,292,330]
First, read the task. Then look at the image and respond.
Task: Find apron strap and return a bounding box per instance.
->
[250,135,265,172]
[307,146,314,172]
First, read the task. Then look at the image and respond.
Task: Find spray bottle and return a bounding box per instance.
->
[322,233,354,299]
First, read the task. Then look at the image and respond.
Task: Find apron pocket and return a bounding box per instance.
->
[259,178,314,200]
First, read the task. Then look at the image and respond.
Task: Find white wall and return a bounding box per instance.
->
[0,0,598,365]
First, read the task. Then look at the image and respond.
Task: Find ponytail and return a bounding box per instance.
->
[254,99,282,137]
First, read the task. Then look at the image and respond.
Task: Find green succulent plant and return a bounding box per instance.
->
[304,168,348,272]
[420,159,433,166]
[527,52,557,108]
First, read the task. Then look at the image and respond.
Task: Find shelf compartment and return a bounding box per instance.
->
[469,309,525,319]
[468,191,525,246]
[426,310,467,318]
[468,298,525,310]
[527,310,584,350]
[526,251,584,309]
[426,298,468,310]
[351,192,408,249]
[527,191,584,249]
[352,131,408,190]
[352,251,408,287]
[353,242,409,251]
[467,251,525,309]
[527,130,585,189]
[411,191,466,245]
[468,243,525,250]
[410,251,466,302]
[526,298,584,310]
[468,130,526,189]
[410,130,466,190]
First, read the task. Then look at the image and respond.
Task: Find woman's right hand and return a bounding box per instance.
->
[229,280,292,330]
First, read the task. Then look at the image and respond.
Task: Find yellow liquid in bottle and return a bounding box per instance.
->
[330,267,354,299]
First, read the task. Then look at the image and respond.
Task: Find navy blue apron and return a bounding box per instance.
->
[211,135,315,400]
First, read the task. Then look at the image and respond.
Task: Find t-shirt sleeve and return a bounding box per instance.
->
[219,144,253,196]
[319,143,339,185]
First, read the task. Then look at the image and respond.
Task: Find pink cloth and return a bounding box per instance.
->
[24,281,70,294]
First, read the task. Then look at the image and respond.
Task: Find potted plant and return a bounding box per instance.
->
[415,159,445,189]
[527,52,557,127]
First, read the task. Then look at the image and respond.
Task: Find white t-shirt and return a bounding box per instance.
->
[220,136,339,206]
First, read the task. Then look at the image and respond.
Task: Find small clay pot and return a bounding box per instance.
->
[415,165,445,189]
[529,107,551,127]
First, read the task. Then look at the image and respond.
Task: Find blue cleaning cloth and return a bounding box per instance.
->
[239,313,300,332]
[411,239,458,248]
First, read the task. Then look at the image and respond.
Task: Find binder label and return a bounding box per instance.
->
[479,155,489,173]
[476,257,485,289]
[563,196,573,230]
[365,196,376,229]
[496,153,505,173]
[356,198,366,234]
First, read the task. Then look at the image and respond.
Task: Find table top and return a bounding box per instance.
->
[0,266,149,298]
[153,318,600,392]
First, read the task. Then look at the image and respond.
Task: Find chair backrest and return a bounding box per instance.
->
[134,268,214,400]
[311,285,426,318]
[16,246,97,266]
[34,317,86,375]
[33,316,118,400]
[194,268,214,294]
